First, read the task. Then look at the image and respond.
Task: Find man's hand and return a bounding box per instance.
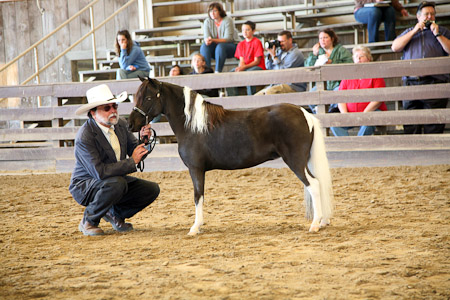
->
[430,22,440,36]
[140,124,152,142]
[132,144,149,164]
[267,45,276,58]
[413,20,427,34]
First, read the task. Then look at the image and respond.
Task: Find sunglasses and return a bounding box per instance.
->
[98,103,119,112]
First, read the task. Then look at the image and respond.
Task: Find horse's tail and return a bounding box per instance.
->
[300,108,334,221]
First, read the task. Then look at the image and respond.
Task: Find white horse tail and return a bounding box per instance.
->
[300,108,334,222]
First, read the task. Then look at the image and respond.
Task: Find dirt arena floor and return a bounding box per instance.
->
[0,165,449,300]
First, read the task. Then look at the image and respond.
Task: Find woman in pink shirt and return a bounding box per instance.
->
[331,45,388,136]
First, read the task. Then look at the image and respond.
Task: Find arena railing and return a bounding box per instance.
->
[0,57,449,173]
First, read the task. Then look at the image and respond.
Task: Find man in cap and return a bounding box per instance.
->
[70,84,160,236]
[391,1,450,134]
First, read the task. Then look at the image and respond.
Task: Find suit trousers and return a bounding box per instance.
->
[83,176,160,226]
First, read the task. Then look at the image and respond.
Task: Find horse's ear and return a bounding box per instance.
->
[147,77,160,88]
[138,75,148,82]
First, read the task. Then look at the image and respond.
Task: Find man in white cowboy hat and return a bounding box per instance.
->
[69,84,160,236]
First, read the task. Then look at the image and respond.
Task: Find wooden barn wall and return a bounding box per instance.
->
[0,0,139,92]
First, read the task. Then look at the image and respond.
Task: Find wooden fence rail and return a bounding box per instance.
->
[0,57,449,173]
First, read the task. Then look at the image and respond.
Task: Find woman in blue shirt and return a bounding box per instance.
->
[115,30,151,80]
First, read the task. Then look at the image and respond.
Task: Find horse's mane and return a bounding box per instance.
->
[183,87,225,134]
[136,80,225,134]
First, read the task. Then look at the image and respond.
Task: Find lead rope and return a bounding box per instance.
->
[137,127,157,172]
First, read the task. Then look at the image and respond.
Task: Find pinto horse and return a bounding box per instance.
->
[128,77,334,235]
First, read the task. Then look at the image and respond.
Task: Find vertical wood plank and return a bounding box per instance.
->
[128,0,139,32]
[28,0,44,82]
[67,0,82,51]
[16,1,32,84]
[79,0,92,51]
[104,0,116,54]
[0,1,5,65]
[93,0,106,54]
[3,2,17,62]
[115,0,128,33]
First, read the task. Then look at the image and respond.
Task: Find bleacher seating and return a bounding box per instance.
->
[76,0,450,80]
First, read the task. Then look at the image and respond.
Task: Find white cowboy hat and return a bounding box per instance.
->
[75,84,128,115]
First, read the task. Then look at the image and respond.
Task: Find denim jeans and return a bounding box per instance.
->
[226,66,263,96]
[331,125,376,136]
[354,6,396,42]
[200,42,237,72]
[331,109,382,136]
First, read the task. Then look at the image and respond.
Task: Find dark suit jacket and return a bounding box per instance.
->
[69,117,139,205]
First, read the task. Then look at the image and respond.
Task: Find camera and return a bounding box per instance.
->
[265,40,281,49]
[425,20,434,29]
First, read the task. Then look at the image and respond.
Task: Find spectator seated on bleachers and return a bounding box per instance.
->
[169,64,184,76]
[305,28,353,113]
[200,2,240,73]
[115,29,151,80]
[255,30,306,95]
[391,1,450,134]
[331,45,388,136]
[226,21,266,96]
[189,53,219,98]
[354,0,409,43]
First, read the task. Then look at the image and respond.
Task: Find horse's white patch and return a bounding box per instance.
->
[183,86,208,134]
[300,107,314,133]
[188,196,204,235]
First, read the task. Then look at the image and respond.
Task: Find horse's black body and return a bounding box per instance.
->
[128,78,333,234]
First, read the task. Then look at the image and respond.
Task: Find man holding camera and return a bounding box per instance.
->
[70,84,160,236]
[391,1,450,134]
[255,30,306,95]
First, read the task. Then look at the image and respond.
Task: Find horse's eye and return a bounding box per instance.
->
[146,96,152,101]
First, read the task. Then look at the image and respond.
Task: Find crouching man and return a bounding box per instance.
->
[70,84,160,236]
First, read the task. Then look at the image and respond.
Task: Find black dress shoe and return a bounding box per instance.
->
[103,211,133,232]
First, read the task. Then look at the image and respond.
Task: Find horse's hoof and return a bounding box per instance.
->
[187,228,200,236]
[309,224,320,233]
[320,219,330,228]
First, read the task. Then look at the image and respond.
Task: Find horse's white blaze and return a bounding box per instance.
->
[188,196,204,235]
[183,87,208,134]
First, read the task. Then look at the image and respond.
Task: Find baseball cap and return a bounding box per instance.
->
[417,1,435,14]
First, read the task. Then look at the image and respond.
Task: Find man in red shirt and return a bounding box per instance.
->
[227,21,265,96]
[331,45,387,136]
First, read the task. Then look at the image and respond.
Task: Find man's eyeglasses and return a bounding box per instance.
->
[98,103,118,112]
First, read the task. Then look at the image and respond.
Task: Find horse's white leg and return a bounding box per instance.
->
[188,196,204,236]
[305,172,323,232]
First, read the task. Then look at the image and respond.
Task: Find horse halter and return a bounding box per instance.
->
[132,81,162,171]
[133,106,157,172]
[132,79,162,123]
